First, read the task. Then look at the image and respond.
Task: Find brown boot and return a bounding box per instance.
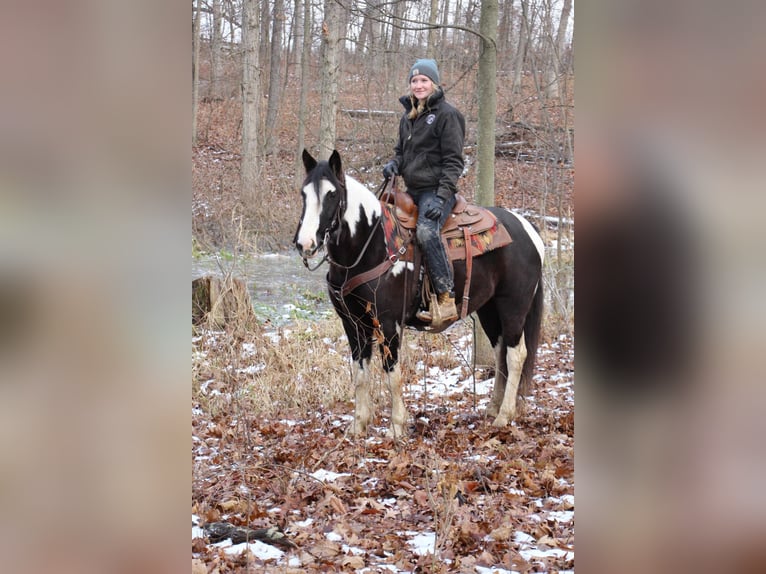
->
[416,292,458,328]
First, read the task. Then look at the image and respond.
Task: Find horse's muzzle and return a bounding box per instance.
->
[296,239,321,259]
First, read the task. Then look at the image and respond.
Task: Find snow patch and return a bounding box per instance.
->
[310,469,351,482]
[407,531,436,556]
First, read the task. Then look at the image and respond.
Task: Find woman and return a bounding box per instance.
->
[382,58,466,328]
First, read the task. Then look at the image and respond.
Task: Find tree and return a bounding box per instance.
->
[192,0,201,145]
[241,0,261,203]
[210,0,223,100]
[473,0,499,368]
[318,0,343,160]
[476,0,498,208]
[545,0,572,99]
[264,0,285,154]
[296,0,312,184]
[511,0,530,94]
[427,0,439,57]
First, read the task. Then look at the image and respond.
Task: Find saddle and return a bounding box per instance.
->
[380,181,512,320]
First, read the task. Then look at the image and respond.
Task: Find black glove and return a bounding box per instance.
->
[383,160,398,179]
[424,197,445,220]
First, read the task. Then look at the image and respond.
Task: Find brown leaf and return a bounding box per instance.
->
[413,490,429,507]
[218,499,241,513]
[310,540,341,559]
[192,558,207,574]
[340,555,366,569]
[488,524,514,542]
[326,493,348,515]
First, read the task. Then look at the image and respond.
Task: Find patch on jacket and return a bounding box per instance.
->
[425,114,436,125]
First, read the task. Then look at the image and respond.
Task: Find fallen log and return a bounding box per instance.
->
[202,521,297,549]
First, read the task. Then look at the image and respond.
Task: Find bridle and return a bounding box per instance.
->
[300,177,389,273]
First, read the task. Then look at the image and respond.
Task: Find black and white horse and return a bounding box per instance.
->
[295,149,545,438]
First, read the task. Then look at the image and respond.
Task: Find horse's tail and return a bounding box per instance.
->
[519,274,544,397]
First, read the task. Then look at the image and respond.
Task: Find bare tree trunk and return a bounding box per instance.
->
[264,0,285,155]
[497,0,512,62]
[241,0,261,203]
[192,0,201,146]
[296,0,311,185]
[440,0,450,47]
[259,0,271,90]
[318,0,342,160]
[427,0,438,57]
[542,0,558,100]
[293,0,304,69]
[555,0,572,73]
[511,0,529,94]
[210,0,223,100]
[386,0,406,96]
[473,0,499,369]
[476,0,498,208]
[545,0,572,99]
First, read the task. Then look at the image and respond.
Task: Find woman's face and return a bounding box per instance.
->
[410,74,435,102]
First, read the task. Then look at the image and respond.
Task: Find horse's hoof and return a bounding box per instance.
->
[491,415,509,428]
[386,425,407,440]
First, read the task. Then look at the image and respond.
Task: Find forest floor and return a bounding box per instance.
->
[192,321,574,573]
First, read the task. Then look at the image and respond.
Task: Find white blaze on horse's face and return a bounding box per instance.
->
[296,180,335,255]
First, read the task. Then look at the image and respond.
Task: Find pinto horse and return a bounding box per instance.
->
[295,149,545,438]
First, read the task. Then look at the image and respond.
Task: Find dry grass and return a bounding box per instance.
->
[193,318,352,419]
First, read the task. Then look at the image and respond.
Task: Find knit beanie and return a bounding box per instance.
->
[408,58,440,85]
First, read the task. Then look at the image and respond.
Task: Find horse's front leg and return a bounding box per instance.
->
[353,357,373,436]
[382,328,407,439]
[385,364,407,439]
[345,320,375,437]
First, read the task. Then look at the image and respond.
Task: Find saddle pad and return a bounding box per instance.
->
[444,218,513,261]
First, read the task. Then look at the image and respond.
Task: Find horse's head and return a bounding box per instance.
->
[294,149,347,259]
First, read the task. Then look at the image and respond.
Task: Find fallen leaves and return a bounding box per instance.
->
[192,331,575,572]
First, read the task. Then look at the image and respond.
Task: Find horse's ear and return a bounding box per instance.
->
[302,149,317,173]
[329,150,343,181]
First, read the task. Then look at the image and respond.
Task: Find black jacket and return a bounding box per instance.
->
[392,88,465,202]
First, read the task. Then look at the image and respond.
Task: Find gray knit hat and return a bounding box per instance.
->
[408,58,440,85]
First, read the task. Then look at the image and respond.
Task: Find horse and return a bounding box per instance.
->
[294,149,545,438]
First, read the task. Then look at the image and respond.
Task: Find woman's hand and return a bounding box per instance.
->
[424,197,444,220]
[383,160,398,179]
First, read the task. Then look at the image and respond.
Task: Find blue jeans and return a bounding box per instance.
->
[412,191,456,295]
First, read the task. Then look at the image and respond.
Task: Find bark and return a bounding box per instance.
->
[476,0,498,208]
[192,0,201,145]
[511,0,529,94]
[473,0,499,369]
[259,0,271,91]
[264,0,285,154]
[192,276,257,333]
[386,0,406,96]
[293,0,304,69]
[241,0,261,202]
[318,0,342,160]
[210,0,223,100]
[427,0,438,58]
[296,0,312,185]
